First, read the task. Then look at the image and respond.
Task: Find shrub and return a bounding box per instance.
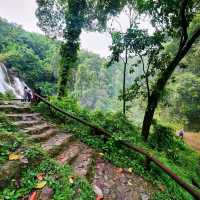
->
[149,122,185,161]
[0,90,15,100]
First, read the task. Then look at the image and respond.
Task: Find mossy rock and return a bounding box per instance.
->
[0,161,21,188]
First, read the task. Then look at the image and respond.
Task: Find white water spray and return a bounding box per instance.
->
[0,63,27,98]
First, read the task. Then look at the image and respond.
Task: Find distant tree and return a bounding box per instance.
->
[108,5,164,115]
[108,5,137,115]
[36,0,125,97]
[167,73,200,131]
[74,51,112,109]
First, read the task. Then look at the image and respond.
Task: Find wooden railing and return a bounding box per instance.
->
[26,94,200,199]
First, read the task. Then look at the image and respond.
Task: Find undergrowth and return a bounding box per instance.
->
[0,91,15,100]
[33,96,200,200]
[0,112,95,200]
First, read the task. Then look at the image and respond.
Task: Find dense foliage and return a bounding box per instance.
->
[33,97,200,200]
[0,17,57,93]
[0,16,199,131]
[0,1,200,198]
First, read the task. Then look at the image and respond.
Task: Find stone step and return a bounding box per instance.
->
[29,128,58,142]
[42,133,73,156]
[0,100,30,105]
[6,113,41,121]
[23,123,51,135]
[14,120,43,128]
[71,147,94,177]
[92,157,151,200]
[0,105,31,113]
[57,141,82,164]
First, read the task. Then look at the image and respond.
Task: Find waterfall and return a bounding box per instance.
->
[2,64,12,86]
[0,63,27,98]
[13,77,26,97]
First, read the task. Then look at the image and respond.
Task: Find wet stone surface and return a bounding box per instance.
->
[72,147,94,177]
[38,186,54,200]
[92,157,152,200]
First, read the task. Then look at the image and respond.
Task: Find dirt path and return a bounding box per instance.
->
[184,132,200,152]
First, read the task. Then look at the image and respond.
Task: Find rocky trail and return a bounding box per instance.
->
[0,101,153,200]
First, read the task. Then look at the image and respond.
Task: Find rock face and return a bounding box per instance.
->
[2,101,153,199]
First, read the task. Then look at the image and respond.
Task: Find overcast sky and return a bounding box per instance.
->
[0,0,152,58]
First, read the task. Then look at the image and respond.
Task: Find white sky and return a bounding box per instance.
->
[0,0,152,58]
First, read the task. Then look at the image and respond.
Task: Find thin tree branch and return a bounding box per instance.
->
[138,53,150,101]
[181,26,200,57]
[119,55,125,64]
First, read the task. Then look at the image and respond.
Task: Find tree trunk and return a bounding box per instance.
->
[58,45,69,97]
[57,0,86,97]
[122,48,128,115]
[142,28,200,141]
[58,42,78,97]
[122,62,127,115]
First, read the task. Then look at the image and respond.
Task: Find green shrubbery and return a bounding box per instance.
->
[33,96,200,200]
[149,122,187,161]
[0,91,15,101]
[0,112,18,132]
[1,158,95,200]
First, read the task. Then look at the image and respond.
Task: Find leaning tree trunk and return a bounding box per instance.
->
[142,29,200,141]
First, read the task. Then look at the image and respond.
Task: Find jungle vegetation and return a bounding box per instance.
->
[0,0,200,199]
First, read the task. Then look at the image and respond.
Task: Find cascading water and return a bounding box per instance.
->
[0,63,27,98]
[13,77,27,97]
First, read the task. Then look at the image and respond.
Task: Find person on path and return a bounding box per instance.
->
[177,129,185,139]
[27,90,32,102]
[23,86,29,102]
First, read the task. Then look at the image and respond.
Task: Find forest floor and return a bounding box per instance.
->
[184,132,200,152]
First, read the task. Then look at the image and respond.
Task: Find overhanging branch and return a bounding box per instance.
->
[181,26,200,55]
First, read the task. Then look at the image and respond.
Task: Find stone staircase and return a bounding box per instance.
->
[1,101,153,200]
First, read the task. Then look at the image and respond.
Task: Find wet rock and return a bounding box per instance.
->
[131,191,140,200]
[140,192,150,200]
[20,157,29,164]
[93,184,103,197]
[0,161,20,188]
[38,187,53,200]
[103,188,110,195]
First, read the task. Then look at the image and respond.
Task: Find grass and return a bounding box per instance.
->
[0,112,95,200]
[32,96,200,200]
